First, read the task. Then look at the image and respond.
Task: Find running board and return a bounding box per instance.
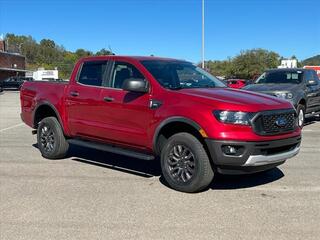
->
[68,139,155,161]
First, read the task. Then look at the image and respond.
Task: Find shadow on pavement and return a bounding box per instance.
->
[210,168,284,190]
[304,115,320,127]
[69,144,161,178]
[0,89,20,92]
[33,143,285,191]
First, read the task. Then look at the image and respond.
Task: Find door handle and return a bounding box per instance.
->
[103,96,114,102]
[70,91,79,97]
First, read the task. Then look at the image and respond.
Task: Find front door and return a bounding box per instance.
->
[305,70,320,113]
[98,60,154,150]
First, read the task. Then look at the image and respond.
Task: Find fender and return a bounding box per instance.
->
[152,116,203,154]
[296,96,306,109]
[33,101,64,130]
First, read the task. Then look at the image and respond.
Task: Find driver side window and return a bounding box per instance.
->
[111,62,144,89]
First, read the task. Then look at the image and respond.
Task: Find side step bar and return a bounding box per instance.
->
[68,139,155,161]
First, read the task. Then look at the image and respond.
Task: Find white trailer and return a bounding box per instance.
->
[30,68,59,81]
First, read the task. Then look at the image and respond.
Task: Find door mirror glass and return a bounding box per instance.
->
[122,78,148,93]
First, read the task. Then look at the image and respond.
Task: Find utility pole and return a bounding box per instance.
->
[202,0,205,69]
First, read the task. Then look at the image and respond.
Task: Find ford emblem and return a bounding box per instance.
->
[275,117,287,127]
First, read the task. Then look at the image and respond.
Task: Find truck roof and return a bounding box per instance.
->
[79,55,187,62]
[267,68,308,73]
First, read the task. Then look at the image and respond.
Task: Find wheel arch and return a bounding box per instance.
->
[33,102,64,130]
[152,117,207,155]
[298,98,306,107]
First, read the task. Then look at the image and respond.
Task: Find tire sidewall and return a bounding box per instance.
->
[160,133,213,192]
[37,117,66,159]
[297,104,305,128]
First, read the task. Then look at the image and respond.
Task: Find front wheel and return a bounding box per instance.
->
[297,104,305,128]
[160,133,214,193]
[37,117,69,159]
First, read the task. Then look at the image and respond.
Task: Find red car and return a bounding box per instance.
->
[227,79,249,89]
[20,56,301,192]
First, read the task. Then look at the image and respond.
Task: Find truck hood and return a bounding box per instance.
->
[177,88,293,112]
[243,83,300,93]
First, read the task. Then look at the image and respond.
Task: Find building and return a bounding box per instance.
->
[0,40,27,81]
[278,59,298,69]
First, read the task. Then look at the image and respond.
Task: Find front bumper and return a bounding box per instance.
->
[205,135,301,174]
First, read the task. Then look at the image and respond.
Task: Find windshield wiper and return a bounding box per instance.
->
[198,84,216,88]
[167,86,182,90]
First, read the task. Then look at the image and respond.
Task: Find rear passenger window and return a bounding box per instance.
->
[78,61,108,86]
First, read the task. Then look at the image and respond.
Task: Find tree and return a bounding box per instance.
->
[40,39,56,49]
[95,48,112,56]
[205,49,280,80]
[205,59,233,78]
[75,49,93,58]
[5,33,29,53]
[230,49,280,79]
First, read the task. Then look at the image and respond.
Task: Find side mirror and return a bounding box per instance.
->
[307,79,316,86]
[122,78,148,93]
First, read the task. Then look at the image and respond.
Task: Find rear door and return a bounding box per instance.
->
[65,60,109,139]
[97,59,154,149]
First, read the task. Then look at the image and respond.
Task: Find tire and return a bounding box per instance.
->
[37,117,69,159]
[160,133,214,193]
[297,104,305,128]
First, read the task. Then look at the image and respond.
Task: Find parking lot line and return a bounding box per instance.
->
[0,123,24,133]
[302,129,320,132]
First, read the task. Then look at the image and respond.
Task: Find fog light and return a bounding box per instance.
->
[222,145,244,156]
[224,146,237,155]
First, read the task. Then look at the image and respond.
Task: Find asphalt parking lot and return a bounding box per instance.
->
[1,91,319,240]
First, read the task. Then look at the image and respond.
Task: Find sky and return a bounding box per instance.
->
[0,0,319,63]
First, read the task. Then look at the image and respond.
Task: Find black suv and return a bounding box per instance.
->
[244,68,320,127]
[0,76,33,90]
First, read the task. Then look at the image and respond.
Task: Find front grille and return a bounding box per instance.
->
[252,109,297,135]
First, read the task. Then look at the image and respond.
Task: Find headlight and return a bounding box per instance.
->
[213,110,254,125]
[274,92,293,99]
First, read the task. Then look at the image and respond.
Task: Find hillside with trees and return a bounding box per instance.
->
[4,33,112,79]
[3,33,319,80]
[301,55,320,66]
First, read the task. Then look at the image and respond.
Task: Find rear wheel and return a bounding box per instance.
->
[160,133,214,193]
[37,117,69,159]
[297,104,305,128]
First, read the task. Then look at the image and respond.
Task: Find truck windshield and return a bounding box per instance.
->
[256,71,303,84]
[141,60,226,89]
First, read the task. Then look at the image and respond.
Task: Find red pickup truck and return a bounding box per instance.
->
[20,56,301,192]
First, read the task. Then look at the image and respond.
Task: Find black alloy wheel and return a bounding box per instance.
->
[37,117,69,159]
[39,124,55,153]
[167,144,196,183]
[160,132,214,193]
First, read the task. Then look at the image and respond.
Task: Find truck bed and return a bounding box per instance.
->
[20,81,69,128]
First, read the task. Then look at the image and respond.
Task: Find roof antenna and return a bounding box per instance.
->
[201,0,205,69]
[108,45,115,55]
